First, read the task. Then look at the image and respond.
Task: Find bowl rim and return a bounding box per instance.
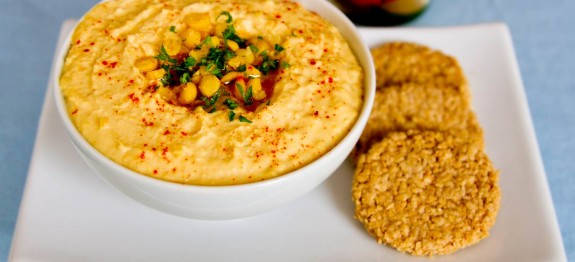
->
[53,0,376,193]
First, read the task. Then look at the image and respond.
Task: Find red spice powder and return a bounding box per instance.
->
[139,151,146,160]
[309,59,316,65]
[142,118,154,127]
[128,93,139,103]
[83,49,90,52]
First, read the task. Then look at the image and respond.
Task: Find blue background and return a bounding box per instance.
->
[1,0,573,260]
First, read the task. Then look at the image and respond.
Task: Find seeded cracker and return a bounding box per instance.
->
[353,42,482,160]
[353,131,500,256]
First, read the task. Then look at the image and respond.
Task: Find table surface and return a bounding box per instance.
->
[1,0,573,260]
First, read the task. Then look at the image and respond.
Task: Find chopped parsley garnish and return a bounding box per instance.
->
[218,11,233,23]
[244,85,253,105]
[201,88,222,109]
[257,36,264,40]
[239,115,252,123]
[236,82,245,98]
[180,72,190,84]
[155,46,177,63]
[281,61,291,69]
[224,98,239,109]
[249,44,259,55]
[184,56,196,67]
[169,26,176,33]
[160,65,174,86]
[228,111,236,121]
[206,63,222,77]
[197,36,212,49]
[236,83,253,105]
[258,53,280,75]
[274,44,284,53]
[236,64,247,72]
[222,25,245,46]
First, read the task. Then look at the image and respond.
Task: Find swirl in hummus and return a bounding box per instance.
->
[60,0,364,185]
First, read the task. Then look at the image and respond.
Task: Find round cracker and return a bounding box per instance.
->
[371,42,468,89]
[353,131,500,256]
[353,42,480,160]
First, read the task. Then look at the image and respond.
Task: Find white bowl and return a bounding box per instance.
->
[53,0,375,220]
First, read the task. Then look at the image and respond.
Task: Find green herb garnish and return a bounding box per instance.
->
[274,44,284,53]
[155,46,177,63]
[236,82,245,98]
[202,88,222,109]
[228,111,236,121]
[169,26,176,33]
[224,98,239,110]
[244,85,253,105]
[180,72,190,84]
[249,44,259,55]
[197,36,212,49]
[239,115,252,123]
[258,53,280,75]
[218,11,233,23]
[281,61,291,69]
[222,25,245,46]
[184,56,196,67]
[236,64,247,72]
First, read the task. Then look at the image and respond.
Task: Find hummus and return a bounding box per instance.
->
[60,0,363,185]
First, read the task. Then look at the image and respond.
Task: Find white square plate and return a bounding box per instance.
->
[9,21,566,262]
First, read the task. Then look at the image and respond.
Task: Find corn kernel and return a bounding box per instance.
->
[185,13,212,33]
[163,32,182,56]
[199,75,220,97]
[183,29,202,48]
[249,78,266,100]
[189,47,208,62]
[250,38,271,54]
[221,72,243,84]
[237,48,255,64]
[179,83,198,104]
[135,57,158,72]
[226,40,239,51]
[146,68,166,80]
[208,36,221,47]
[157,86,174,100]
[227,57,242,69]
[191,66,208,84]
